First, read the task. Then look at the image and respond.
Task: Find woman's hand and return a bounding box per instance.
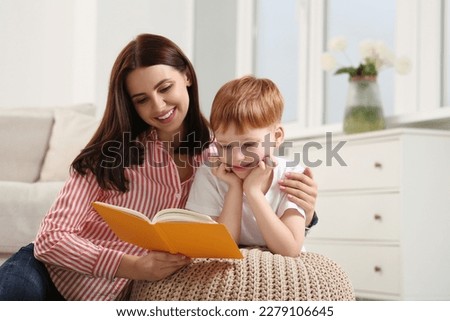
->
[279,167,317,226]
[117,252,191,281]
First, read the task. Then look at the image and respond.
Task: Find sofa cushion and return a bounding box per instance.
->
[0,113,54,182]
[0,181,64,253]
[39,109,99,181]
[0,103,96,117]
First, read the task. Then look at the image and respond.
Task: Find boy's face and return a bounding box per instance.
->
[214,123,284,180]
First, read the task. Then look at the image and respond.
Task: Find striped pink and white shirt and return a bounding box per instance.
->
[34,130,206,300]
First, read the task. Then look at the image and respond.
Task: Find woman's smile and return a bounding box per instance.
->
[156,107,176,123]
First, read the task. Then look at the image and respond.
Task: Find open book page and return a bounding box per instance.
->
[92,202,150,222]
[92,201,215,224]
[92,201,243,259]
[153,208,216,224]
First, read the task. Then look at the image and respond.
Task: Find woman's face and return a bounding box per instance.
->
[126,65,191,140]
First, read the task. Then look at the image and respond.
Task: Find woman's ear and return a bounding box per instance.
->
[184,71,192,87]
[274,125,285,148]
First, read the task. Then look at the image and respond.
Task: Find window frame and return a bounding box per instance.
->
[237,0,450,139]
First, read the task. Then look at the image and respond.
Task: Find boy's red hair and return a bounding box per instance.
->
[210,75,284,134]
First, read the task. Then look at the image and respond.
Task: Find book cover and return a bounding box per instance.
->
[92,201,243,259]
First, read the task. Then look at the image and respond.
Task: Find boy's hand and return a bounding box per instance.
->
[243,156,277,194]
[212,161,242,187]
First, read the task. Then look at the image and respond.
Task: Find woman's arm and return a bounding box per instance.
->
[278,167,318,227]
[34,172,108,273]
[35,170,192,284]
[116,252,191,281]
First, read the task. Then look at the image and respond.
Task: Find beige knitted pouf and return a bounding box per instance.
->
[130,248,355,301]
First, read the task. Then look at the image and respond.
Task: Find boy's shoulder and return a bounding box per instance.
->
[194,162,222,184]
[196,162,215,176]
[273,156,305,178]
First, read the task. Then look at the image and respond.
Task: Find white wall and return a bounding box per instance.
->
[0,0,246,116]
[0,0,79,108]
[193,0,238,117]
[0,0,195,112]
[94,0,194,114]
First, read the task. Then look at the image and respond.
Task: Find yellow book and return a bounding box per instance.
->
[92,201,243,259]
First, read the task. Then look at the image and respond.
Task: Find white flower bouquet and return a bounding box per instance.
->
[321,36,411,79]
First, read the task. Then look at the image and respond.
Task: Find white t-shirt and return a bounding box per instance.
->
[186,156,305,247]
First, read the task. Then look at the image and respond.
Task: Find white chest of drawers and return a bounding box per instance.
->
[289,128,450,300]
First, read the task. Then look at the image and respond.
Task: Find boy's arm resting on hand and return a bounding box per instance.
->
[243,159,304,257]
[212,162,243,243]
[245,190,305,257]
[278,167,318,228]
[216,184,243,243]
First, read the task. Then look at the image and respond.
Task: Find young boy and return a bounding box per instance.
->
[186,76,305,257]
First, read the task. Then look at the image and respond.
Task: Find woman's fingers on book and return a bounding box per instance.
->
[138,251,191,280]
[150,251,190,261]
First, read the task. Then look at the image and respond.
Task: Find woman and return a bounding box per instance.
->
[0,34,318,300]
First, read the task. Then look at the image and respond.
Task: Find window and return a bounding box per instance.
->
[324,0,396,124]
[254,0,300,123]
[445,0,450,107]
[249,0,450,137]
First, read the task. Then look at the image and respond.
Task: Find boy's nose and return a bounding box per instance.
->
[232,148,246,161]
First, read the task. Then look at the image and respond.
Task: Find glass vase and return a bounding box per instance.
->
[343,76,385,134]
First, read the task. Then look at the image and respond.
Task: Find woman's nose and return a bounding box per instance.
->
[151,95,165,111]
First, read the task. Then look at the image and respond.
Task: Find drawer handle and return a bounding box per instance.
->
[374,213,382,221]
[374,266,382,273]
[374,162,383,169]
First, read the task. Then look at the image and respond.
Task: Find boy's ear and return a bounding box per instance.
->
[274,125,284,147]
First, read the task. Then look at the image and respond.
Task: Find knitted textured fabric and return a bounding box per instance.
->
[130,248,355,301]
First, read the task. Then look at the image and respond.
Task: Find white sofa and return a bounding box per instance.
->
[0,104,99,264]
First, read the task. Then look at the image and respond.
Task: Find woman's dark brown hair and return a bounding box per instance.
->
[72,34,211,192]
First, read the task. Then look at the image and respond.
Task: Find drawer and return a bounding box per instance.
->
[305,242,401,296]
[291,139,401,190]
[310,192,400,241]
